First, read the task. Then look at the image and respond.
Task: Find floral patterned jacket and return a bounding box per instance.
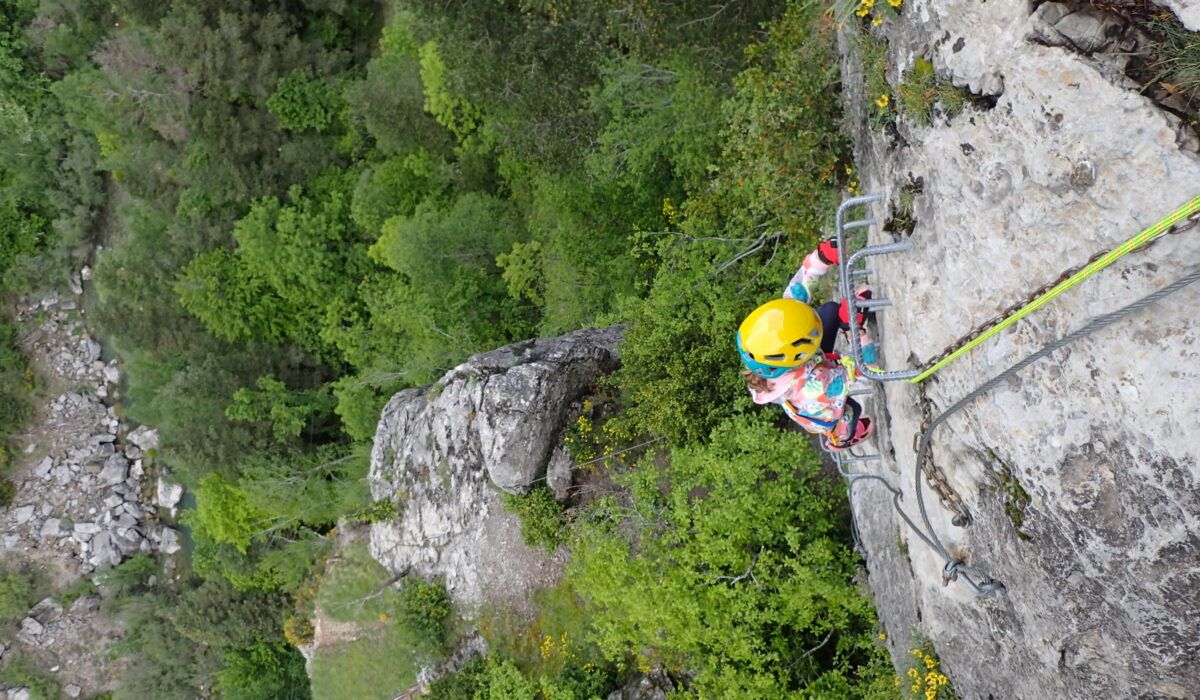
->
[748,353,859,435]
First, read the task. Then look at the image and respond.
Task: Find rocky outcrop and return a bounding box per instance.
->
[368,326,622,612]
[841,2,1200,699]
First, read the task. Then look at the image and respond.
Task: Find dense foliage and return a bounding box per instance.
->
[0,0,901,695]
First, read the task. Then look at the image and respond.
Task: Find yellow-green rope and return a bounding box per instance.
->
[908,194,1200,384]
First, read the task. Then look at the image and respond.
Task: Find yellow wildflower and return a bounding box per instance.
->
[878,632,887,640]
[872,14,884,26]
[855,5,869,16]
[888,0,903,6]
[874,94,890,109]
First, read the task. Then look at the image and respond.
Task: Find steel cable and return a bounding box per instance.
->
[841,266,1200,596]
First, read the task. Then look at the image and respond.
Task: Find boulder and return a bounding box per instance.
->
[159,526,182,555]
[72,522,101,537]
[155,477,183,511]
[12,505,35,525]
[126,425,159,452]
[369,326,622,611]
[19,617,44,638]
[89,532,119,567]
[39,519,65,539]
[97,454,128,486]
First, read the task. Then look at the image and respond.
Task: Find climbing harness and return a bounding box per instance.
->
[827,193,1200,597]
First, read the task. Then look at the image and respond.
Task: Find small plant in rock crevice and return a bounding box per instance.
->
[1145,14,1200,105]
[856,31,894,130]
[898,58,967,126]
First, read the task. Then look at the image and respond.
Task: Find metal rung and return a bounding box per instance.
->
[852,269,871,279]
[841,452,880,463]
[835,194,919,382]
[843,218,876,230]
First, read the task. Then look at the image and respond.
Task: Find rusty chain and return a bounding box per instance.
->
[918,210,1200,375]
[906,210,1200,526]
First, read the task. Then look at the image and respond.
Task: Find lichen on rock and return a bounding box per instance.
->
[368,326,622,613]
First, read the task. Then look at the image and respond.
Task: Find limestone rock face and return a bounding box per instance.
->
[840,2,1200,699]
[368,326,622,611]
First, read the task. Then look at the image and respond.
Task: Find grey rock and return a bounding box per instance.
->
[29,598,62,623]
[156,477,184,511]
[65,685,82,698]
[159,526,182,555]
[103,365,120,385]
[89,532,119,567]
[84,338,101,362]
[12,505,35,524]
[69,595,100,615]
[113,527,144,556]
[1053,9,1127,54]
[91,433,116,445]
[72,522,101,536]
[369,326,622,611]
[98,453,128,485]
[103,495,122,509]
[606,672,674,700]
[126,425,159,452]
[10,688,31,700]
[39,519,64,539]
[545,443,575,501]
[19,617,44,637]
[33,457,52,479]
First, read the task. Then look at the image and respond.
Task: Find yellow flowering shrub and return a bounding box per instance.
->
[901,642,959,700]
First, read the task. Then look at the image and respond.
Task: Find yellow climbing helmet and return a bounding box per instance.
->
[736,298,823,379]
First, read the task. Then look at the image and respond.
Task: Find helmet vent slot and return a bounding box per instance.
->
[764,354,786,361]
[791,338,813,347]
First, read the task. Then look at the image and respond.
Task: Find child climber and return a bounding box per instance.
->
[736,238,877,452]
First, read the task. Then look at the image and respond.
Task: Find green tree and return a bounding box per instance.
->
[188,473,265,555]
[226,375,337,444]
[268,69,342,132]
[350,149,451,234]
[217,641,311,700]
[171,577,288,649]
[570,415,889,696]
